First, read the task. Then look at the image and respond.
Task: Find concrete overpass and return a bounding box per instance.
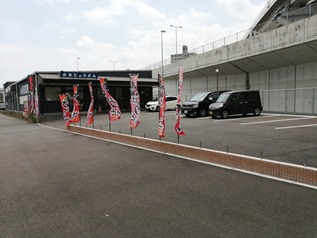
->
[152,14,317,115]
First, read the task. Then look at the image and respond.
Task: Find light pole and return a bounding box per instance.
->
[77,57,80,71]
[110,60,118,70]
[160,30,166,77]
[170,25,182,54]
[215,68,219,90]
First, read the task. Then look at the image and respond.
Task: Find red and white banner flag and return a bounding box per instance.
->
[59,93,71,127]
[129,74,141,128]
[28,75,35,114]
[175,68,185,136]
[99,77,121,121]
[158,74,166,137]
[70,84,80,123]
[86,82,94,125]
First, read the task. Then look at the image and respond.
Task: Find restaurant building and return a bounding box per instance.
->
[3,70,157,120]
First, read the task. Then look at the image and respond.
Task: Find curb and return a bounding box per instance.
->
[68,125,317,187]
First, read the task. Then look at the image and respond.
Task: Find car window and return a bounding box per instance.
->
[229,93,240,102]
[209,92,220,100]
[190,92,209,101]
[240,92,256,100]
[217,93,230,103]
[166,97,175,101]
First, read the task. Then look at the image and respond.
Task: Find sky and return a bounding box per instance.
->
[0,0,267,86]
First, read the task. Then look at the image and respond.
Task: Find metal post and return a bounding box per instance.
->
[77,57,80,71]
[170,25,182,54]
[215,69,219,90]
[160,30,166,76]
[110,60,118,70]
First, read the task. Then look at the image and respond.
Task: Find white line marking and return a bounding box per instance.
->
[276,124,317,130]
[241,117,317,125]
[213,114,280,122]
[195,117,211,120]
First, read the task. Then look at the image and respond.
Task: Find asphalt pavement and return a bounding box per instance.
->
[41,110,317,167]
[1,113,317,237]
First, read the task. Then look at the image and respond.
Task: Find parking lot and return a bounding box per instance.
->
[42,110,317,168]
[1,113,317,237]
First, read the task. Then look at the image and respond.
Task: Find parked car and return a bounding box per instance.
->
[0,102,5,111]
[145,96,178,112]
[209,90,263,119]
[181,90,229,117]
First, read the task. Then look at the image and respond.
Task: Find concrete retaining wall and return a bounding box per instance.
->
[68,125,317,187]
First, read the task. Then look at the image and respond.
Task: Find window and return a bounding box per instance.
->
[166,96,177,101]
[241,92,256,101]
[116,88,122,99]
[45,87,61,101]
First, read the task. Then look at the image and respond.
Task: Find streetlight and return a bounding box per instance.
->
[160,30,166,77]
[110,60,118,70]
[170,25,182,54]
[215,68,219,90]
[77,57,80,71]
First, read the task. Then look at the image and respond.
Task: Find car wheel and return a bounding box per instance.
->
[156,106,159,112]
[221,110,229,119]
[199,108,207,117]
[253,108,261,116]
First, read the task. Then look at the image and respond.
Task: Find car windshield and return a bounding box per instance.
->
[216,92,231,103]
[189,92,209,102]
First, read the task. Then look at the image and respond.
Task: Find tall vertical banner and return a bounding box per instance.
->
[158,74,166,137]
[99,77,121,121]
[86,82,94,126]
[59,94,71,127]
[70,84,80,123]
[129,74,141,128]
[28,75,35,114]
[175,68,185,136]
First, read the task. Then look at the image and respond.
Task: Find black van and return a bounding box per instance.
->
[181,90,229,117]
[209,90,262,119]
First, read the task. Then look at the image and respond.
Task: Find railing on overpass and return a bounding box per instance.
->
[142,2,317,71]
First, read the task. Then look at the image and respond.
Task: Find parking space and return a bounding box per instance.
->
[195,112,317,130]
[40,111,317,168]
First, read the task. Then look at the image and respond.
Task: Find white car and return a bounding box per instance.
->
[0,102,5,111]
[145,96,178,112]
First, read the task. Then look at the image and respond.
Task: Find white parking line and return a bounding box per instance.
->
[275,124,317,130]
[211,114,280,122]
[241,117,317,125]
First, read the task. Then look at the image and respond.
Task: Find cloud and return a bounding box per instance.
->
[33,0,72,5]
[215,0,265,22]
[82,0,164,26]
[82,0,133,25]
[64,15,75,21]
[134,1,165,20]
[0,43,80,83]
[61,27,76,37]
[1,0,267,86]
